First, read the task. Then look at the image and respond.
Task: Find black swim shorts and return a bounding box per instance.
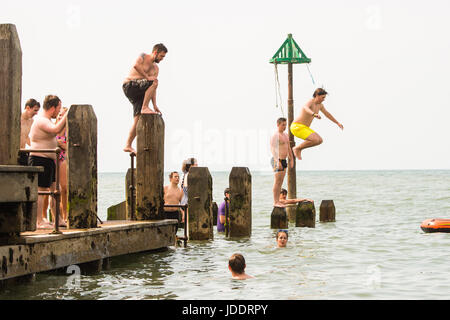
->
[164,210,181,222]
[271,157,288,172]
[122,79,153,117]
[18,152,29,166]
[28,155,56,188]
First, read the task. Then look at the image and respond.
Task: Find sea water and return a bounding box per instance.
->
[1,170,449,300]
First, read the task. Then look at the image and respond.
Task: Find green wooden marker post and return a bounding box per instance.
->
[270,34,311,218]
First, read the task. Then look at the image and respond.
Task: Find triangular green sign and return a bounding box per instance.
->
[270,34,311,64]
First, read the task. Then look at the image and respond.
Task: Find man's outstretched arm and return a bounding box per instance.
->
[320,105,343,130]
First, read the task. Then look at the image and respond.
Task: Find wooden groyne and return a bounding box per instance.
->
[0,24,177,285]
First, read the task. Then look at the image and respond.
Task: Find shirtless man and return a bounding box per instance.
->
[19,99,40,165]
[291,88,343,160]
[122,43,168,154]
[279,188,313,205]
[29,95,69,229]
[228,253,254,280]
[270,117,294,207]
[163,171,184,223]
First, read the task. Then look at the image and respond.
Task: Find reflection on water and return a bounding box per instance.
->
[1,170,450,300]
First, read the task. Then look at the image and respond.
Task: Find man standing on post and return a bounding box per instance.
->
[291,88,344,160]
[19,98,40,165]
[29,95,68,229]
[122,43,168,154]
[270,118,294,208]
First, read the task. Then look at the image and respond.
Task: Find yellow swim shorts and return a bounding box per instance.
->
[290,122,315,140]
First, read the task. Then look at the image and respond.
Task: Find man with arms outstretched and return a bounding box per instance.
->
[291,88,343,160]
[123,43,168,154]
[270,117,294,207]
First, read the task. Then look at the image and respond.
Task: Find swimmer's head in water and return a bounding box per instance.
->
[276,229,288,247]
[280,189,288,200]
[228,253,246,274]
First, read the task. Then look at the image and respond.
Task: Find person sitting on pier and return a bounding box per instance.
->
[122,43,168,154]
[276,229,288,248]
[29,95,69,229]
[279,188,313,205]
[291,88,344,160]
[228,253,254,280]
[19,98,40,166]
[164,171,184,223]
[217,187,230,233]
[270,117,294,208]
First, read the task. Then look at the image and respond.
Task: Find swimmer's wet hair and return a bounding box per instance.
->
[313,88,328,97]
[224,187,230,196]
[280,188,288,195]
[229,253,246,274]
[277,229,289,239]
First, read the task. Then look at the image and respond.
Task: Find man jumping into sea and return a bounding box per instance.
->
[290,88,343,160]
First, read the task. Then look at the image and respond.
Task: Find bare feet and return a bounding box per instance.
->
[123,146,136,154]
[293,146,302,160]
[37,221,53,229]
[274,202,286,208]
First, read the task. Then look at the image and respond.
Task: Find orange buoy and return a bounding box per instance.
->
[421,219,450,233]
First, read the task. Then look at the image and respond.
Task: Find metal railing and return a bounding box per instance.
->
[19,148,62,234]
[129,153,188,248]
[163,204,188,248]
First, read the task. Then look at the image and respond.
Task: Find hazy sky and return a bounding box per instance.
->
[3,0,450,172]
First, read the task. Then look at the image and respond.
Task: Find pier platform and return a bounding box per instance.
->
[0,220,177,282]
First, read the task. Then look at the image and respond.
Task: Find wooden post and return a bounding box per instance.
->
[286,62,297,222]
[125,168,136,220]
[271,207,288,229]
[106,201,127,220]
[187,167,213,240]
[67,105,98,229]
[212,202,218,226]
[320,200,336,222]
[135,114,164,220]
[0,24,21,165]
[229,167,252,237]
[295,201,315,228]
